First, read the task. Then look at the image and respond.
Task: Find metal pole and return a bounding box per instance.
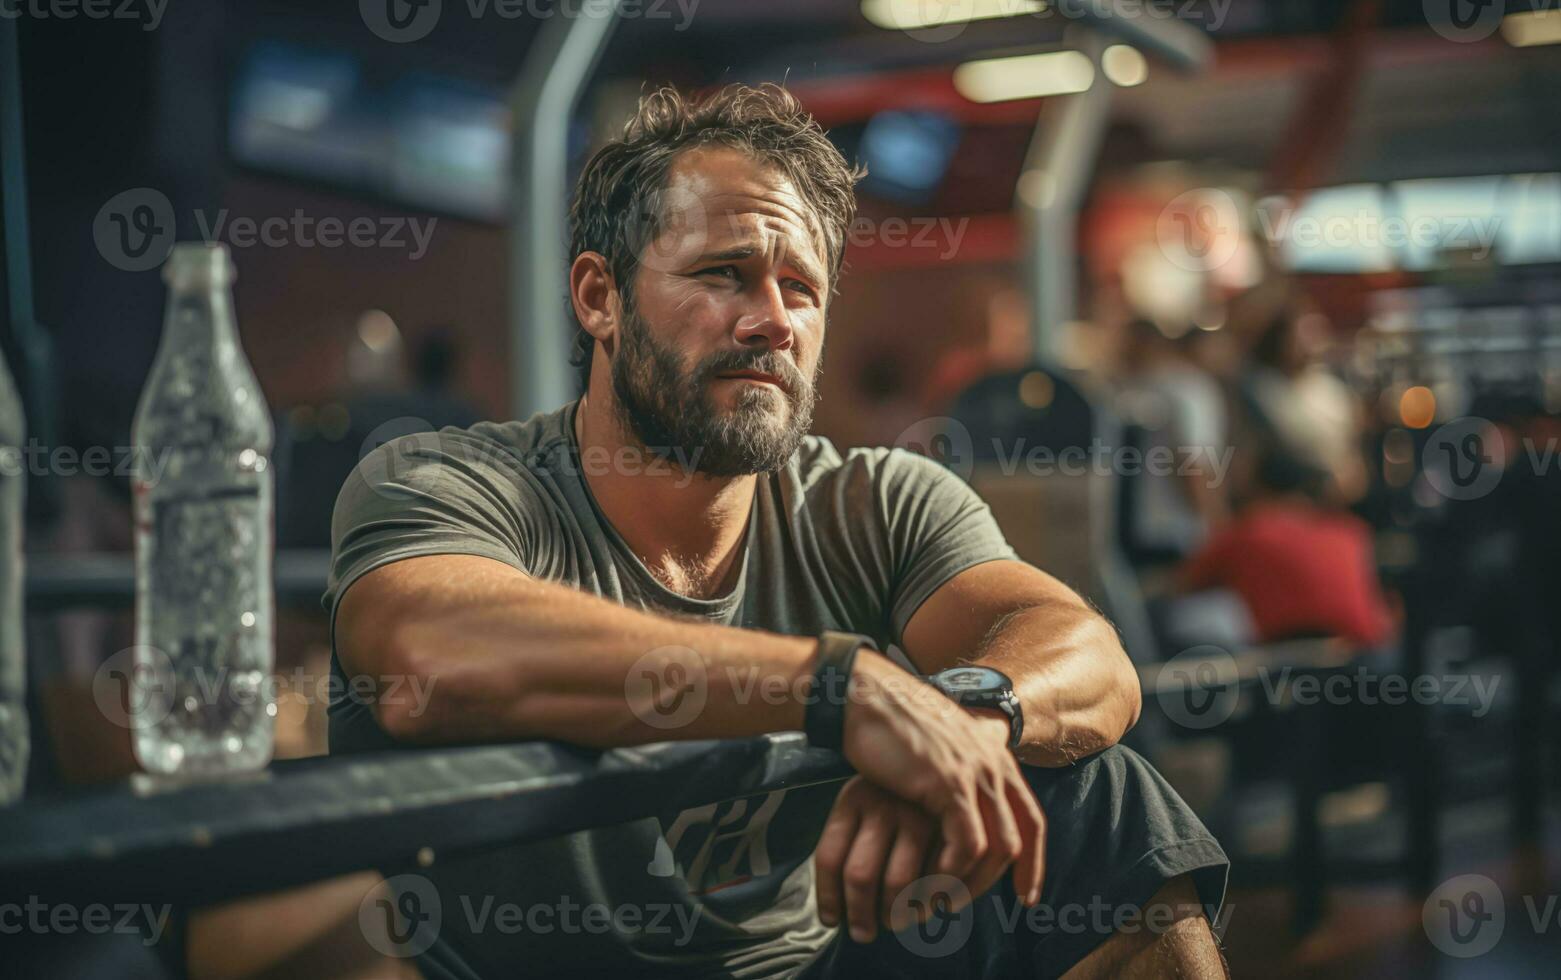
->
[0,19,56,451]
[0,18,59,526]
[507,3,623,420]
[1016,30,1112,365]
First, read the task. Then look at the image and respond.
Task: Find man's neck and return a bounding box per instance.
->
[574,391,756,599]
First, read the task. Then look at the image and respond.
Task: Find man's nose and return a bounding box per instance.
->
[732,278,794,352]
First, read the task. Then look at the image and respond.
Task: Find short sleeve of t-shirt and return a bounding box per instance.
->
[859,447,1019,648]
[322,428,542,641]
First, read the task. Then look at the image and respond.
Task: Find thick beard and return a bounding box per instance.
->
[609,300,818,477]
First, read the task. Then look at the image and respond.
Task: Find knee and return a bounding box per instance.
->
[1018,744,1229,928]
[1058,875,1228,980]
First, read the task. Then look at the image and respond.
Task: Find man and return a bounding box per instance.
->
[326,84,1229,979]
[1116,318,1230,564]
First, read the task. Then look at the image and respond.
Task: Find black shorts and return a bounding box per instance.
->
[801,744,1229,979]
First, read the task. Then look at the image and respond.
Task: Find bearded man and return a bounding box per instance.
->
[327,83,1229,979]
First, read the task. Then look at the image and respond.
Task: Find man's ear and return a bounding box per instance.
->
[569,252,621,359]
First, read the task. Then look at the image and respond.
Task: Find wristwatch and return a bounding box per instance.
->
[803,631,866,751]
[928,666,1024,750]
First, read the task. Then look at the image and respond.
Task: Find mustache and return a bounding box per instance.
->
[699,350,808,393]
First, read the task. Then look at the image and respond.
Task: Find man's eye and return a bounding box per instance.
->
[784,278,817,298]
[697,265,737,280]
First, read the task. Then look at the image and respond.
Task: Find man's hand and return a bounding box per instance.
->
[814,775,938,943]
[837,653,1046,919]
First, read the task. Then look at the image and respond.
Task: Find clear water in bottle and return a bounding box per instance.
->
[131,243,275,776]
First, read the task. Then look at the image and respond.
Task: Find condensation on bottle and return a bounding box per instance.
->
[131,243,275,776]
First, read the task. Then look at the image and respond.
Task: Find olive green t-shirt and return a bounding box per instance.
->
[323,399,1017,979]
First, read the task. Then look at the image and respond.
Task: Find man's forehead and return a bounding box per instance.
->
[662,147,827,266]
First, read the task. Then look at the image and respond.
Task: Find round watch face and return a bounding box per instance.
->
[936,666,1009,694]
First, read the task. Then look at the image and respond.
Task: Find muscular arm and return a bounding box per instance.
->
[335,552,820,745]
[901,559,1142,767]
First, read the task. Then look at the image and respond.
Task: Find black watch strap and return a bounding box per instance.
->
[803,631,863,751]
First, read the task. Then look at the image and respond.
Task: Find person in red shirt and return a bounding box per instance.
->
[1177,451,1396,649]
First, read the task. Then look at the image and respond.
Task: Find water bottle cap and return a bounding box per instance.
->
[162,242,236,290]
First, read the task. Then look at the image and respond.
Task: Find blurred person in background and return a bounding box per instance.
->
[340,313,483,438]
[1175,449,1396,651]
[277,317,483,549]
[409,326,483,430]
[920,281,1032,414]
[1238,294,1369,507]
[1116,318,1231,565]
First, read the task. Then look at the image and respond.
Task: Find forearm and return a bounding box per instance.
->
[968,604,1141,767]
[339,554,820,747]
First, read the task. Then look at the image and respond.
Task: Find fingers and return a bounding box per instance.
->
[933,788,986,888]
[880,807,934,932]
[964,768,1024,902]
[1008,775,1046,907]
[825,763,1040,946]
[841,805,896,943]
[928,758,1042,915]
[814,790,861,930]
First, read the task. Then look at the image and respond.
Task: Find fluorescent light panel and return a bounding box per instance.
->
[862,0,1047,31]
[1502,10,1561,47]
[954,50,1096,103]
